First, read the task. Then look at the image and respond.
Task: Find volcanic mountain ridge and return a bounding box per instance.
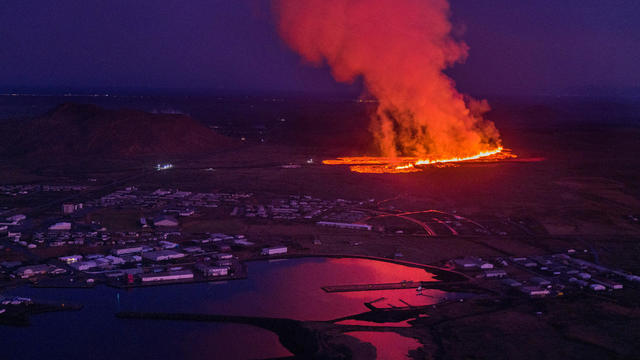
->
[0,103,233,158]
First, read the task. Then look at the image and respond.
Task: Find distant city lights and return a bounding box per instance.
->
[156,163,174,171]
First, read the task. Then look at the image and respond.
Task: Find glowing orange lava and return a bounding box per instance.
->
[323,147,517,173]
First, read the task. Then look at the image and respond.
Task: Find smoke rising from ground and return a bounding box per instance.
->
[273,0,501,159]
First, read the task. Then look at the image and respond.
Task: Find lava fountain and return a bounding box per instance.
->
[273,0,512,173]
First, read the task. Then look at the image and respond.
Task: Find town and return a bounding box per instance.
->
[2,181,639,309]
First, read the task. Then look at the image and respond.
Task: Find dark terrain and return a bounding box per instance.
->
[0,103,234,159]
[0,95,639,359]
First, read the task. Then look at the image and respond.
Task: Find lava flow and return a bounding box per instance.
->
[274,0,509,173]
[324,147,517,173]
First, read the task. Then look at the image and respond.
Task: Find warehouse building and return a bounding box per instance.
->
[70,261,98,271]
[141,270,193,282]
[112,246,143,256]
[49,222,72,231]
[261,246,288,256]
[142,250,185,262]
[519,286,550,297]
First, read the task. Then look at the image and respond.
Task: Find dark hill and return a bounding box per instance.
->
[1,103,234,158]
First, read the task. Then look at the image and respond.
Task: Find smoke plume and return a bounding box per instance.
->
[273,0,501,159]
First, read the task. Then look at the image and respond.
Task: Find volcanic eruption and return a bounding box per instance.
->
[273,0,511,172]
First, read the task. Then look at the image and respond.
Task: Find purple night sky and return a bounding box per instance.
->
[1,0,638,96]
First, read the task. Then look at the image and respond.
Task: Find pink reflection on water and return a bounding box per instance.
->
[202,257,445,321]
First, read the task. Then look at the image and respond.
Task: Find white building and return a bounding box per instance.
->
[316,221,372,231]
[70,261,98,271]
[195,263,229,277]
[592,278,623,290]
[261,246,288,256]
[142,250,185,262]
[141,270,193,282]
[159,240,178,249]
[112,246,143,256]
[49,222,72,231]
[520,286,550,297]
[479,262,494,270]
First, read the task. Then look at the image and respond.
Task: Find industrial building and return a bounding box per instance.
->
[261,246,288,256]
[48,222,72,231]
[520,286,550,297]
[70,261,98,271]
[142,250,185,262]
[112,246,143,256]
[195,263,229,277]
[141,270,193,282]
